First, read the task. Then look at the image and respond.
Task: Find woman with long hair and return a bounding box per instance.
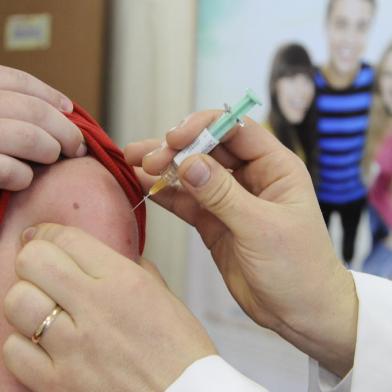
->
[267,43,317,180]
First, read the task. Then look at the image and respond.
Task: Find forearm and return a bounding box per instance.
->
[277,265,358,377]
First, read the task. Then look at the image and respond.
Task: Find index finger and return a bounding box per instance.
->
[0,65,73,112]
[166,110,283,162]
[22,224,139,278]
[140,111,284,176]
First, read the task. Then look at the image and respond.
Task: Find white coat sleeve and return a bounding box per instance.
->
[166,355,268,392]
[308,271,392,392]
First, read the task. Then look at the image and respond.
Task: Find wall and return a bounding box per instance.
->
[107,0,197,297]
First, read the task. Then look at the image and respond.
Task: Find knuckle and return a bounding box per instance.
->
[39,223,82,248]
[205,173,237,213]
[3,281,29,321]
[16,240,47,274]
[19,125,61,163]
[13,69,30,88]
[22,133,60,163]
[73,324,96,354]
[16,126,40,150]
[51,226,82,249]
[29,99,48,124]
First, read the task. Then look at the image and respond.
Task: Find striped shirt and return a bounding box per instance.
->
[315,63,375,205]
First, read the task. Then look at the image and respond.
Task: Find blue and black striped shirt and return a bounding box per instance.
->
[315,63,375,205]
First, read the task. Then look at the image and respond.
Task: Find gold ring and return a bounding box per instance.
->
[32,305,63,344]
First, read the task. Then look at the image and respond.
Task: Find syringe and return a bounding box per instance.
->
[132,89,262,212]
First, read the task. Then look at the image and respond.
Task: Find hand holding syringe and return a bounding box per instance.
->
[131,89,262,211]
[125,96,351,378]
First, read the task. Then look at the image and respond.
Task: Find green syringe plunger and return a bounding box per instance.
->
[209,89,262,140]
[131,89,262,212]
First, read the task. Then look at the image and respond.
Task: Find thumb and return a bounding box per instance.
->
[177,154,255,231]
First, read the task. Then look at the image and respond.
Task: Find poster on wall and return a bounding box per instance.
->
[187,2,392,388]
[188,0,392,325]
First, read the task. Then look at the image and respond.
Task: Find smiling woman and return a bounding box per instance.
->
[267,43,317,179]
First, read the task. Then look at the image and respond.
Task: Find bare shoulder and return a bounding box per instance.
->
[3,157,139,260]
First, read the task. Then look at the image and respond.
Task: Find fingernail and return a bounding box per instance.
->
[184,159,211,187]
[60,97,73,113]
[22,227,37,243]
[75,141,87,157]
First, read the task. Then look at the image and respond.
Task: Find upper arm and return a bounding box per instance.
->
[3,156,140,260]
[0,157,140,390]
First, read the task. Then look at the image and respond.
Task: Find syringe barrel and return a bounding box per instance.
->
[150,89,261,196]
[161,162,179,186]
[171,89,261,168]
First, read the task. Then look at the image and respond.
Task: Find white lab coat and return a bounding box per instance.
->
[167,271,392,391]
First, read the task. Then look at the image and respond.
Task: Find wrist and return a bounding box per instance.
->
[276,262,358,377]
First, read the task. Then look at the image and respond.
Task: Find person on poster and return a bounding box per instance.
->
[362,43,392,277]
[315,0,376,264]
[266,43,317,181]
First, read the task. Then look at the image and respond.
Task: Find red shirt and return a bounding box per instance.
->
[370,131,392,229]
[0,103,146,254]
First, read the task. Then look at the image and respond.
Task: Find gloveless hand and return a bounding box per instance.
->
[0,65,86,191]
[3,224,216,391]
[125,111,358,377]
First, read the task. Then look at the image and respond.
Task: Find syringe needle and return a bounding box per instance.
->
[131,194,150,212]
[131,177,169,213]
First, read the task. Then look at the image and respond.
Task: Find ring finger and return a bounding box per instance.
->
[4,280,76,357]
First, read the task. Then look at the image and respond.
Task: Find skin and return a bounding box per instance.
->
[0,157,141,390]
[126,112,358,378]
[2,111,358,390]
[0,65,359,388]
[324,0,374,88]
[276,73,315,124]
[0,65,86,191]
[3,224,216,391]
[380,51,392,115]
[0,65,215,391]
